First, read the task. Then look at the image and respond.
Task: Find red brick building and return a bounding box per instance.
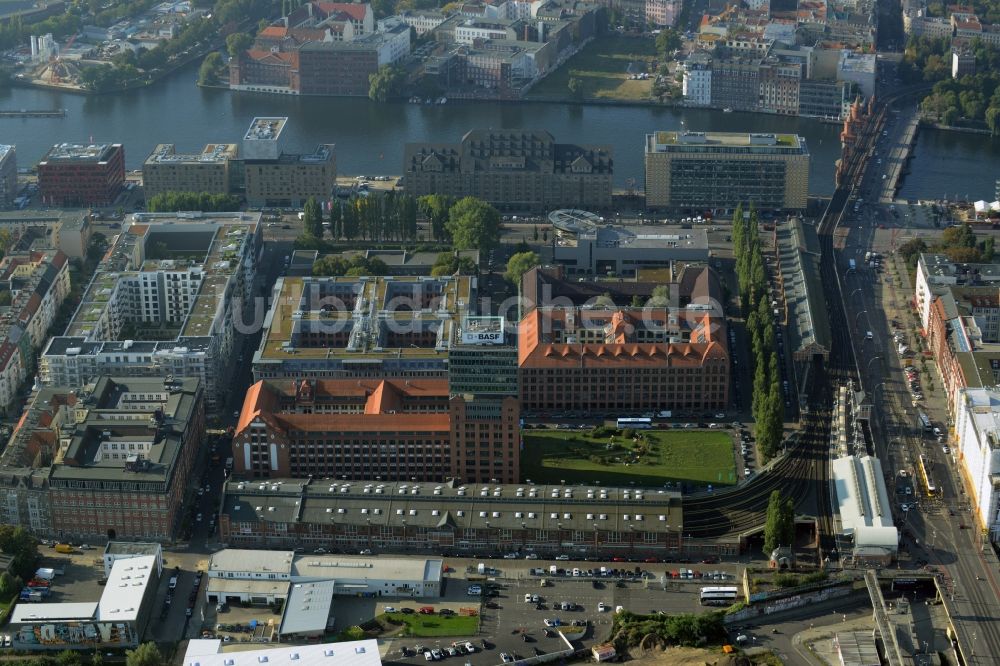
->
[233,379,519,483]
[518,307,729,413]
[37,143,125,207]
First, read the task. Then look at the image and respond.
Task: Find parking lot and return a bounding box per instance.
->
[381,565,724,665]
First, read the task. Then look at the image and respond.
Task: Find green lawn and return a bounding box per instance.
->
[521,428,737,487]
[383,612,480,638]
[528,35,658,101]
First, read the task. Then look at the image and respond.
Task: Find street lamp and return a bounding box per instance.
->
[867,356,882,376]
[855,310,869,329]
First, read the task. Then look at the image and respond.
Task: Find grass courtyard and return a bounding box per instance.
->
[527,35,658,102]
[382,612,480,638]
[521,428,737,488]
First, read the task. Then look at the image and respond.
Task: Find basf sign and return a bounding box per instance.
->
[461,316,505,345]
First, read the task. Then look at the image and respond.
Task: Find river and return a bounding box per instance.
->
[0,60,997,198]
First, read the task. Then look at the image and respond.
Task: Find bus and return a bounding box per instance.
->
[918,411,932,432]
[616,417,652,429]
[700,586,739,606]
[918,454,936,496]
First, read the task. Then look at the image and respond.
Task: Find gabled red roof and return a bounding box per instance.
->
[314,1,368,21]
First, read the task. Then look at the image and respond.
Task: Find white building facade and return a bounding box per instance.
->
[953,388,1000,541]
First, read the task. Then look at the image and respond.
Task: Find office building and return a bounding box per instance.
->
[837,51,876,98]
[0,376,204,541]
[448,317,518,396]
[228,4,409,96]
[219,478,699,556]
[142,143,240,198]
[251,275,475,381]
[0,145,16,207]
[40,213,261,414]
[644,131,810,211]
[233,377,519,483]
[241,118,336,207]
[518,306,729,412]
[404,130,613,212]
[37,143,125,207]
[549,209,710,275]
[11,555,159,651]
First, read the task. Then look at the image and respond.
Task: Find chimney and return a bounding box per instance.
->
[537,20,544,43]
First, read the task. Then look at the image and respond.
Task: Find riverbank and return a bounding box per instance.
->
[13,34,224,96]
[921,120,993,135]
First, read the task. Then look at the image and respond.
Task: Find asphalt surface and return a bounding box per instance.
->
[838,100,1000,662]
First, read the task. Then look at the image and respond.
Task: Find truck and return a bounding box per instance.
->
[20,587,50,602]
[54,543,74,554]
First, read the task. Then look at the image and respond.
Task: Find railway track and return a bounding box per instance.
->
[681,89,908,541]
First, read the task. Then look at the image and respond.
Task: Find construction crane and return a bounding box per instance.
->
[48,32,77,85]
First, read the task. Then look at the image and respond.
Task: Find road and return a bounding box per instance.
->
[835,95,1000,662]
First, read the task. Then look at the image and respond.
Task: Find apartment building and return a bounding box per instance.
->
[645,0,679,26]
[251,275,476,381]
[142,143,240,198]
[953,389,1000,542]
[217,478,710,556]
[0,249,71,413]
[644,131,810,211]
[0,376,203,541]
[681,52,712,106]
[915,254,1000,332]
[518,306,729,412]
[40,213,261,414]
[241,118,337,207]
[0,145,16,207]
[404,130,613,212]
[233,378,519,483]
[37,143,125,207]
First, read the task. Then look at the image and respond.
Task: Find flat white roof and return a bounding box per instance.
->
[291,556,442,584]
[182,638,382,666]
[832,455,898,550]
[12,602,98,623]
[97,555,157,623]
[279,580,335,636]
[210,549,294,576]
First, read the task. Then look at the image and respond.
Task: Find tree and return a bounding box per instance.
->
[303,197,324,239]
[568,76,583,100]
[0,227,11,258]
[431,252,477,276]
[647,284,670,306]
[763,490,788,555]
[0,570,13,600]
[630,294,644,307]
[226,32,252,58]
[987,106,1000,136]
[126,642,164,666]
[446,197,501,251]
[368,64,405,102]
[198,52,224,85]
[418,194,453,242]
[655,29,682,57]
[91,652,104,666]
[504,250,540,284]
